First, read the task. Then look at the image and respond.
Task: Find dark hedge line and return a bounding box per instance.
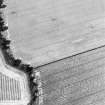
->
[0,4,39,105]
[0,0,6,9]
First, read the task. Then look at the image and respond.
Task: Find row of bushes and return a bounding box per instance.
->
[0,2,39,105]
[0,0,6,9]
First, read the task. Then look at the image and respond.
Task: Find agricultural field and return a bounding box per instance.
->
[37,46,105,105]
[5,0,105,66]
[2,0,105,105]
[0,52,30,105]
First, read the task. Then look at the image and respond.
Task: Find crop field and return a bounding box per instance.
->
[5,0,105,66]
[0,52,30,105]
[37,46,105,105]
[2,0,105,105]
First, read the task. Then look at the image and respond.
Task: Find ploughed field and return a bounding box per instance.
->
[0,52,30,105]
[5,0,105,66]
[36,46,105,105]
